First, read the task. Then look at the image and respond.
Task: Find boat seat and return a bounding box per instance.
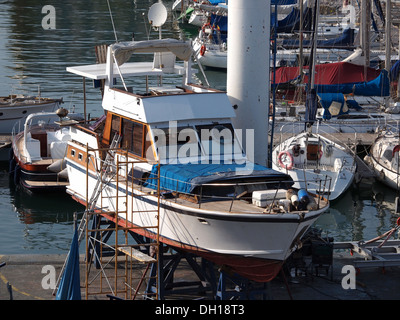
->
[25,137,42,162]
[50,141,68,159]
[149,86,184,95]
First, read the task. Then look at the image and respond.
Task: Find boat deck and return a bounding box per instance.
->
[23,180,69,188]
[126,179,328,215]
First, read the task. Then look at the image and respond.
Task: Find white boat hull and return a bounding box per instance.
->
[66,154,325,282]
[0,96,61,134]
[366,132,400,190]
[272,131,357,201]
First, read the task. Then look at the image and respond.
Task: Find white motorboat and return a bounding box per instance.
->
[0,94,62,134]
[64,37,329,282]
[365,130,400,190]
[272,130,357,201]
[0,94,62,161]
[10,109,83,192]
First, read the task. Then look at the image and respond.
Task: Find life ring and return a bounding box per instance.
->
[278,151,293,170]
[200,45,206,56]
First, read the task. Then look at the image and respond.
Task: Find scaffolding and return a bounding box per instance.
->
[83,138,161,300]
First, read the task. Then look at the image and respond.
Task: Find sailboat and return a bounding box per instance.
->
[64,3,329,283]
[365,130,400,190]
[272,129,357,200]
[271,0,356,201]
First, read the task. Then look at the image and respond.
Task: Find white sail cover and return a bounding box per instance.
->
[112,39,193,66]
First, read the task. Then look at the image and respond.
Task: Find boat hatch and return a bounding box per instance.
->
[307,139,320,161]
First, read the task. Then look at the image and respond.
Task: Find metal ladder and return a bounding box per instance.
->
[53,134,121,295]
[76,133,121,243]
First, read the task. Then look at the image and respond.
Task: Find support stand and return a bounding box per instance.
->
[145,247,217,300]
[215,271,272,300]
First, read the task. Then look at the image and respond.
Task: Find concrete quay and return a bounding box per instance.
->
[1,250,400,300]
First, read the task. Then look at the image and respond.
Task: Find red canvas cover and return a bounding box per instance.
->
[272,62,381,85]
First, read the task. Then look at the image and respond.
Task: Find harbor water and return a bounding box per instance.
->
[0,0,399,255]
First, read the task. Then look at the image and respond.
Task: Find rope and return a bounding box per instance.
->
[362,224,400,246]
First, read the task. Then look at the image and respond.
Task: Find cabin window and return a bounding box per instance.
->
[111,115,121,145]
[196,123,241,158]
[153,126,200,161]
[71,149,75,157]
[122,118,144,156]
[107,113,153,159]
[78,153,83,161]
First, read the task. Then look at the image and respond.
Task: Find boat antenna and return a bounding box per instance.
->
[143,12,150,40]
[106,0,118,42]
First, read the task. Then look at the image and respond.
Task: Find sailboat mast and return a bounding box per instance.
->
[310,0,319,89]
[385,0,391,73]
[361,0,371,79]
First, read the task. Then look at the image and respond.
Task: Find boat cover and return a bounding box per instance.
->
[271,7,312,33]
[144,163,288,194]
[314,69,390,96]
[281,28,355,49]
[273,61,381,86]
[390,60,400,81]
[317,93,348,119]
[272,62,389,96]
[112,39,193,66]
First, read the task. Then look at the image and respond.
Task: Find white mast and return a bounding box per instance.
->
[227,0,271,166]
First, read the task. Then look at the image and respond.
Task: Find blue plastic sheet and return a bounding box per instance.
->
[144,163,286,194]
[56,227,81,300]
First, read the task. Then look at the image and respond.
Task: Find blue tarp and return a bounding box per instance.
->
[271,7,312,33]
[282,28,355,49]
[390,60,400,81]
[144,163,286,194]
[317,93,348,120]
[271,0,297,4]
[56,227,81,300]
[210,13,227,33]
[305,89,318,124]
[314,70,390,96]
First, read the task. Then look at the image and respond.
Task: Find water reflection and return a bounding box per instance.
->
[0,162,84,253]
[314,181,400,242]
[2,0,185,118]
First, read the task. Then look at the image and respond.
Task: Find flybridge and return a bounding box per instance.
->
[66,39,234,124]
[66,39,195,83]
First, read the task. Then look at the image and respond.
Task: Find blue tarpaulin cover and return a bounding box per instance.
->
[317,93,348,120]
[144,163,287,194]
[271,7,312,33]
[314,70,390,96]
[282,27,355,49]
[56,227,81,300]
[390,60,400,81]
